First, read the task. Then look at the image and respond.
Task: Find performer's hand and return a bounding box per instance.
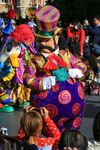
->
[69,68,84,79]
[40,107,49,119]
[43,76,56,90]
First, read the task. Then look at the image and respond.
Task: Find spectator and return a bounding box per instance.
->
[88,112,100,150]
[67,20,85,56]
[16,106,61,149]
[58,129,88,150]
[84,15,100,88]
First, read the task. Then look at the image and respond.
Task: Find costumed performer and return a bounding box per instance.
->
[23,5,87,131]
[0,24,35,112]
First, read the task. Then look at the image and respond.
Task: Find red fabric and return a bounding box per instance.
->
[16,117,61,149]
[67,26,85,55]
[8,10,15,19]
[10,24,35,46]
[44,54,67,70]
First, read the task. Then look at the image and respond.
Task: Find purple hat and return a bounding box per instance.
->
[35,5,61,38]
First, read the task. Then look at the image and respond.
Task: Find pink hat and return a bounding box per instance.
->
[35,5,60,38]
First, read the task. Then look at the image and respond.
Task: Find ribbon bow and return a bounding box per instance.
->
[44,54,67,70]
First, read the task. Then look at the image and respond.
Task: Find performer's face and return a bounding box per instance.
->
[0,39,21,67]
[36,35,59,53]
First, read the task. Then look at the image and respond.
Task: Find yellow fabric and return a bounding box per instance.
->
[3,68,15,81]
[24,87,31,101]
[59,49,72,69]
[9,54,19,68]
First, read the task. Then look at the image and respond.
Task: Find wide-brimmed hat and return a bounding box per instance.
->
[34,5,61,39]
[25,6,36,19]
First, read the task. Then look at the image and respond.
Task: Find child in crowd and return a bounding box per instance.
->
[16,106,61,150]
[88,112,100,150]
[58,129,88,150]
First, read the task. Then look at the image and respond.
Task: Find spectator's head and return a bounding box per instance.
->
[20,111,43,138]
[93,112,100,142]
[93,15,100,26]
[74,21,83,30]
[58,129,88,150]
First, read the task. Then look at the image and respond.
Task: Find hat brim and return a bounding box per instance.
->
[34,32,53,39]
[54,27,62,36]
[25,7,36,19]
[34,27,62,39]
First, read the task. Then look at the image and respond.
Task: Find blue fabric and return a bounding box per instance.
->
[0,61,4,69]
[88,25,100,45]
[52,68,69,82]
[92,43,100,55]
[0,62,12,78]
[42,145,52,150]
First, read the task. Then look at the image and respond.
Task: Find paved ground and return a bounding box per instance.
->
[0,95,100,140]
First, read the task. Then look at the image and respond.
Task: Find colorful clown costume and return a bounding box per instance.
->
[0,24,35,112]
[24,49,87,131]
[22,5,87,131]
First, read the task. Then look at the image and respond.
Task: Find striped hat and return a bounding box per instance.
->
[35,5,60,38]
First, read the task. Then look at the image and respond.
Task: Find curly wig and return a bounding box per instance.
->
[10,24,35,46]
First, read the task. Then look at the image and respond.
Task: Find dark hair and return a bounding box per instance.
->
[93,112,100,141]
[20,111,43,138]
[58,129,88,150]
[92,15,100,20]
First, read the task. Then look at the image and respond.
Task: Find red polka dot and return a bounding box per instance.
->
[58,118,69,126]
[67,78,75,84]
[36,91,48,99]
[51,84,60,92]
[58,90,72,104]
[72,103,81,115]
[78,84,84,99]
[45,104,58,118]
[31,100,39,107]
[73,117,81,128]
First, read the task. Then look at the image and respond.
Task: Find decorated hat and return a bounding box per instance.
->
[35,5,61,38]
[2,19,13,35]
[25,6,36,19]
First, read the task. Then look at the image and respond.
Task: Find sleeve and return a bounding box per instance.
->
[71,55,87,74]
[37,117,61,147]
[79,30,85,56]
[60,50,87,75]
[88,25,100,35]
[42,117,61,139]
[24,59,45,92]
[16,129,25,141]
[67,26,74,38]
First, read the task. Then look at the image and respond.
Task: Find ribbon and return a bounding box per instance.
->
[44,54,67,70]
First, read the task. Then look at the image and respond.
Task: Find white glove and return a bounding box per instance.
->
[69,68,84,79]
[43,76,56,90]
